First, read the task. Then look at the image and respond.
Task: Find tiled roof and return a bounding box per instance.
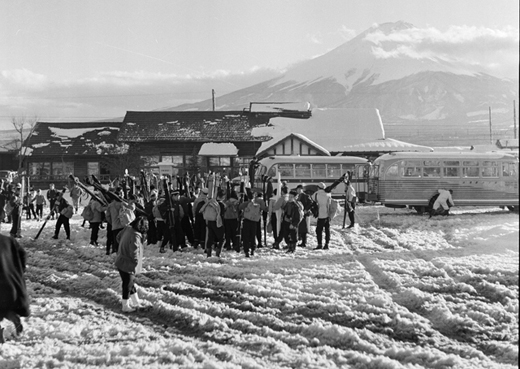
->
[22,122,122,156]
[119,111,273,142]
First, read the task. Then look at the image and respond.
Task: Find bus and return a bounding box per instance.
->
[367,151,519,213]
[250,156,370,200]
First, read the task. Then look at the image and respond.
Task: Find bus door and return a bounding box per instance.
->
[366,164,379,202]
[352,164,370,202]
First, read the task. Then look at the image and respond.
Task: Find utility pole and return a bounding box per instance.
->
[212,89,216,111]
[514,100,517,139]
[489,107,493,144]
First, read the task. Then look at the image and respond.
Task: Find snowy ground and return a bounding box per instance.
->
[0,203,518,369]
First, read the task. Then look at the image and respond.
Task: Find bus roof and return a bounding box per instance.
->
[374,151,519,163]
[259,155,369,165]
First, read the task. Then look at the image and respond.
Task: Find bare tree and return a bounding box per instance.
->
[8,115,38,173]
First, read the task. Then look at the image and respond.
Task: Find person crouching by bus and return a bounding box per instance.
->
[431,189,454,218]
[115,216,149,313]
[279,190,303,253]
[296,184,312,247]
[345,181,357,228]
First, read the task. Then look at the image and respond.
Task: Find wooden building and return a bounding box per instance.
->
[118,111,279,178]
[22,122,122,187]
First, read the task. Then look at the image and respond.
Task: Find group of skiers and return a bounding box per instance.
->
[72,170,356,260]
[0,180,86,239]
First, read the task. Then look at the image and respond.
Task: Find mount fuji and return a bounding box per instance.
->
[170,21,518,146]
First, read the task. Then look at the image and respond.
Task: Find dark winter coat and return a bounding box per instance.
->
[0,234,30,319]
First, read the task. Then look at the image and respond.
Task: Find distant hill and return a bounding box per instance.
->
[170,21,518,146]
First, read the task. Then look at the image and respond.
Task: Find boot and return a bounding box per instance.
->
[122,299,136,313]
[314,244,323,250]
[129,293,143,308]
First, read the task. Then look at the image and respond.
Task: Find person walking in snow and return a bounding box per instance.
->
[0,234,29,342]
[200,189,227,257]
[313,182,333,250]
[89,193,107,246]
[296,184,313,247]
[69,183,84,214]
[46,183,58,220]
[52,190,73,240]
[114,216,149,313]
[33,189,46,220]
[278,189,303,253]
[345,181,357,228]
[238,189,267,257]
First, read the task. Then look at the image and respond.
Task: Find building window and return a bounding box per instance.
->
[141,155,160,167]
[87,162,99,175]
[52,162,74,176]
[208,157,231,167]
[161,155,184,166]
[30,162,51,176]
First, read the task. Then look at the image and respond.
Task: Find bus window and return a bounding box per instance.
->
[424,160,441,166]
[312,164,326,178]
[295,164,311,178]
[502,162,518,177]
[327,164,341,178]
[423,167,441,177]
[342,164,355,175]
[386,163,399,177]
[444,161,460,166]
[278,164,294,177]
[443,167,460,177]
[481,161,498,177]
[463,161,479,177]
[402,161,422,177]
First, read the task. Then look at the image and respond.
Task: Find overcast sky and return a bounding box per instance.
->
[0,0,518,130]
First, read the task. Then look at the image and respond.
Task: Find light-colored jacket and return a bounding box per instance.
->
[106,201,135,230]
[433,189,454,210]
[90,200,107,223]
[313,189,331,219]
[114,226,144,274]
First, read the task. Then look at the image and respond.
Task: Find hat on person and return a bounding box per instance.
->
[201,188,209,194]
[296,184,304,189]
[318,182,326,189]
[289,189,298,196]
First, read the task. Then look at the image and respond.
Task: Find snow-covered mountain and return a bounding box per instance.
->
[171,21,518,145]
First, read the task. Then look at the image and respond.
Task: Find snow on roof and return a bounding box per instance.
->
[341,138,433,152]
[49,126,117,139]
[198,142,239,156]
[252,108,386,153]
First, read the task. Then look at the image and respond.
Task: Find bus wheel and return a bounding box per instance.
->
[507,206,519,213]
[414,206,426,215]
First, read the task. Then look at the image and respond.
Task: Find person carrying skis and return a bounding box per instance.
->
[345,181,357,228]
[52,190,73,240]
[200,189,226,257]
[296,184,313,247]
[278,189,303,253]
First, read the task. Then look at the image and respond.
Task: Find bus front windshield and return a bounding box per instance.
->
[254,164,268,184]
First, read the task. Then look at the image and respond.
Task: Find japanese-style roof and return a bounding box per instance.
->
[119,111,274,142]
[22,122,122,156]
